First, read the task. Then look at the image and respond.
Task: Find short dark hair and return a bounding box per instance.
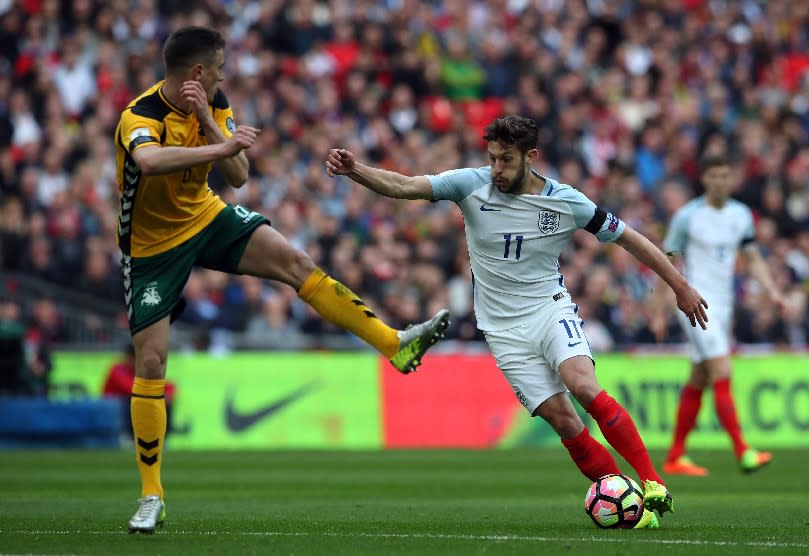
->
[482,115,539,155]
[700,154,731,172]
[163,26,226,73]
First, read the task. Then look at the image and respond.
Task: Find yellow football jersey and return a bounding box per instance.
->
[114,81,235,257]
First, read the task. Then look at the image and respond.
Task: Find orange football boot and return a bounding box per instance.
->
[662,455,709,477]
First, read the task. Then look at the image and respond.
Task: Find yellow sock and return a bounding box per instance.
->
[131,377,167,499]
[298,267,400,358]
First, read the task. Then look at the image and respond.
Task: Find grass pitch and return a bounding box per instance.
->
[1,448,806,555]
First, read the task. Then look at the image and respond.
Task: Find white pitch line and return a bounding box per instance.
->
[4,530,808,549]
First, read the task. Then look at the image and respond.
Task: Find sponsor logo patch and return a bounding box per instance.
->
[226,117,237,133]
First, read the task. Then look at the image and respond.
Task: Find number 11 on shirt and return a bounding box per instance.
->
[503,234,524,259]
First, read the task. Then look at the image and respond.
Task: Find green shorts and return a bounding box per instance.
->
[122,204,269,335]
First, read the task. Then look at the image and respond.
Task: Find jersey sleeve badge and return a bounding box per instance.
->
[130,127,151,142]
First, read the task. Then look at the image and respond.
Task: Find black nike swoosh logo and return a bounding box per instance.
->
[480,204,501,212]
[225,381,320,433]
[604,504,639,517]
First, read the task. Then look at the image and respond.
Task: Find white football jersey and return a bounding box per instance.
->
[429,167,626,331]
[663,197,755,308]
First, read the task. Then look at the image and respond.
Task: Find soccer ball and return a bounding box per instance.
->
[584,474,644,529]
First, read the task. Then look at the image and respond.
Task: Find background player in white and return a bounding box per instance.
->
[653,155,786,476]
[326,115,709,527]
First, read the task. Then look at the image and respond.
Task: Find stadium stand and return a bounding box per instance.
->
[0,0,806,357]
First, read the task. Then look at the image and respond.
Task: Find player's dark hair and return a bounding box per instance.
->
[700,154,731,172]
[163,26,226,73]
[482,115,539,155]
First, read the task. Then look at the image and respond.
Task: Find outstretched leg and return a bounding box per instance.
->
[237,225,449,372]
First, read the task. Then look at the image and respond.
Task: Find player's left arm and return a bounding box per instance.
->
[182,81,254,188]
[647,208,689,340]
[616,226,708,329]
[565,189,708,329]
[741,243,787,311]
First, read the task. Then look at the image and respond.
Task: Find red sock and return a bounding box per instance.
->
[587,390,663,484]
[561,428,621,482]
[713,378,748,459]
[666,384,703,462]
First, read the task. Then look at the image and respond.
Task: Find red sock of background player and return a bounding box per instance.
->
[587,390,664,484]
[713,378,748,459]
[561,427,621,482]
[666,384,703,463]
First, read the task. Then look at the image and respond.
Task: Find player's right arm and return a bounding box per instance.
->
[119,109,255,176]
[132,142,244,176]
[325,148,433,200]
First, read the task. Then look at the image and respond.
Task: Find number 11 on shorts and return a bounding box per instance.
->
[559,319,583,347]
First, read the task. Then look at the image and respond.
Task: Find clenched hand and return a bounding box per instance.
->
[326,148,356,177]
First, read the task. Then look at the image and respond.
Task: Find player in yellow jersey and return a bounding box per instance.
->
[116,26,450,534]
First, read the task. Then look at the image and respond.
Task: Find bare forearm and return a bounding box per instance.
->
[200,119,249,186]
[618,228,689,294]
[216,151,249,186]
[348,162,413,199]
[135,144,228,175]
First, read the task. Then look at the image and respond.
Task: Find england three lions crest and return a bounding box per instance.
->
[538,210,560,234]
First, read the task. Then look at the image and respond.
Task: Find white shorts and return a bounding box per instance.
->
[483,298,594,415]
[676,303,732,363]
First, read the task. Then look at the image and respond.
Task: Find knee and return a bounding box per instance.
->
[544,411,585,438]
[138,346,167,379]
[535,395,585,437]
[688,371,710,390]
[701,358,731,384]
[287,249,316,287]
[568,381,601,408]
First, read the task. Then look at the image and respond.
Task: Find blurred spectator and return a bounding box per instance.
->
[29,297,67,346]
[178,270,220,331]
[22,310,53,397]
[19,234,62,284]
[440,31,486,100]
[72,238,124,304]
[0,298,53,396]
[245,291,309,349]
[0,299,27,395]
[0,195,28,271]
[51,36,96,119]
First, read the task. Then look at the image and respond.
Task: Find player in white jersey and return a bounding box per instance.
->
[656,155,785,477]
[326,115,709,527]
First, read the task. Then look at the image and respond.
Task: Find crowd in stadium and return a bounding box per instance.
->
[0,0,808,353]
